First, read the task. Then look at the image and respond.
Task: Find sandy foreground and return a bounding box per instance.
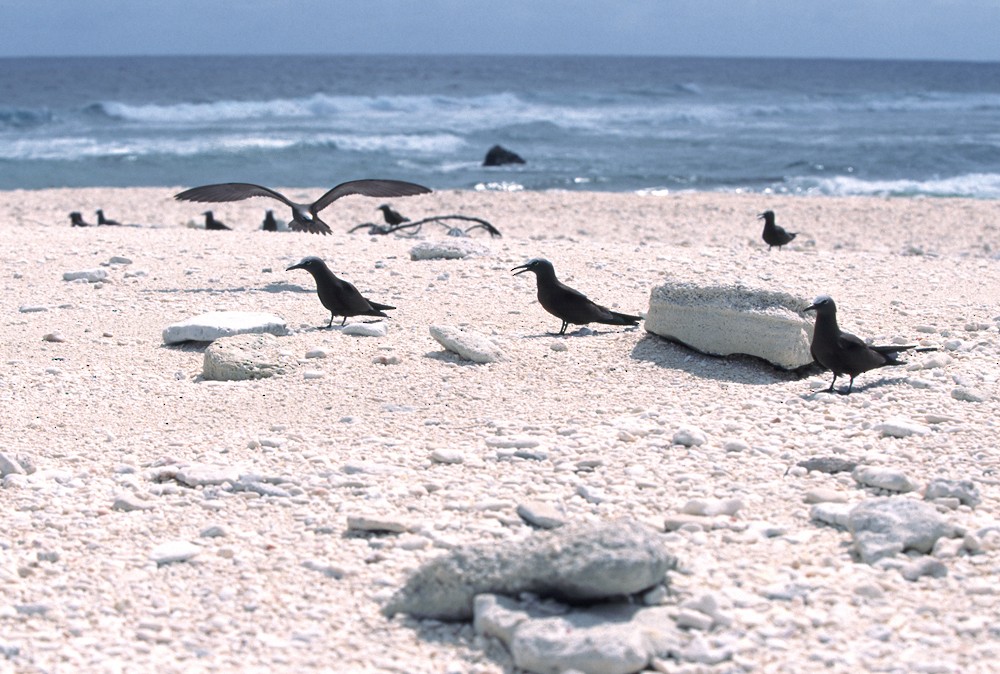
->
[1,187,999,674]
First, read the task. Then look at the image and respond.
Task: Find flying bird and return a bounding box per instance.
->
[804,295,935,394]
[175,179,431,235]
[286,256,395,327]
[759,210,797,250]
[512,258,641,335]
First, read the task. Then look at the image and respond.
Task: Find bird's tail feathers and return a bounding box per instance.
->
[288,221,332,236]
[871,344,937,354]
[609,311,642,326]
[369,302,396,311]
[870,343,937,365]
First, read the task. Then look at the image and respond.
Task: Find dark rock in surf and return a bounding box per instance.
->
[483,145,526,167]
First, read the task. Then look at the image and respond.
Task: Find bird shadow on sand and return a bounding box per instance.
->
[519,327,641,339]
[144,282,310,295]
[293,320,389,333]
[801,375,910,398]
[630,333,815,386]
[292,325,345,334]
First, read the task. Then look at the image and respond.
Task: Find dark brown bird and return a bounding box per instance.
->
[262,210,278,232]
[759,210,797,250]
[804,295,934,394]
[286,256,394,327]
[512,258,641,335]
[203,211,231,230]
[377,204,409,226]
[96,209,121,226]
[70,212,92,227]
[175,180,431,235]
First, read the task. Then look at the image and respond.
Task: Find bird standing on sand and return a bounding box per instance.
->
[175,180,431,235]
[70,212,93,227]
[512,258,641,335]
[286,256,395,327]
[377,204,409,226]
[759,210,797,250]
[96,209,121,226]
[262,210,278,232]
[203,211,231,230]
[804,295,934,394]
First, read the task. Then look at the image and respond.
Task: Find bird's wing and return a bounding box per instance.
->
[838,332,891,368]
[287,219,332,236]
[312,180,431,213]
[335,280,377,314]
[550,283,616,322]
[871,344,916,355]
[174,183,295,207]
[553,281,593,303]
[837,331,870,352]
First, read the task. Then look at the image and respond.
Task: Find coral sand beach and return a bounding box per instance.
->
[1,186,999,673]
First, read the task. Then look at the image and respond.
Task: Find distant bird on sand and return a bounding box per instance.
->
[286,256,395,327]
[262,210,278,232]
[70,212,93,227]
[512,258,641,335]
[203,211,231,230]
[759,210,797,250]
[175,180,432,235]
[96,209,121,226]
[377,204,409,226]
[804,295,935,394]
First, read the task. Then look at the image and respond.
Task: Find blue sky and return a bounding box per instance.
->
[2,0,998,61]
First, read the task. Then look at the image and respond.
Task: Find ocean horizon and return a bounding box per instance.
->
[1,54,998,198]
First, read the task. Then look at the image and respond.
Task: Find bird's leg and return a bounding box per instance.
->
[825,373,838,393]
[341,316,347,327]
[845,376,856,395]
[559,321,568,336]
[327,314,334,328]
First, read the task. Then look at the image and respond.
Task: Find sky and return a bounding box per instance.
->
[2,0,998,62]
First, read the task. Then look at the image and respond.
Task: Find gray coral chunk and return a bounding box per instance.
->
[383,520,676,621]
[848,498,954,564]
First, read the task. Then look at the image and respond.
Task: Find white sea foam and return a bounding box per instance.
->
[98,92,531,128]
[783,173,1000,199]
[474,181,525,192]
[89,91,739,137]
[0,131,465,161]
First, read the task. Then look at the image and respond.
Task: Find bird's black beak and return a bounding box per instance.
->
[511,264,530,276]
[286,262,304,272]
[757,212,765,220]
[803,303,818,313]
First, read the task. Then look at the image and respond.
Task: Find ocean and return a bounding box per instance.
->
[1,54,999,197]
